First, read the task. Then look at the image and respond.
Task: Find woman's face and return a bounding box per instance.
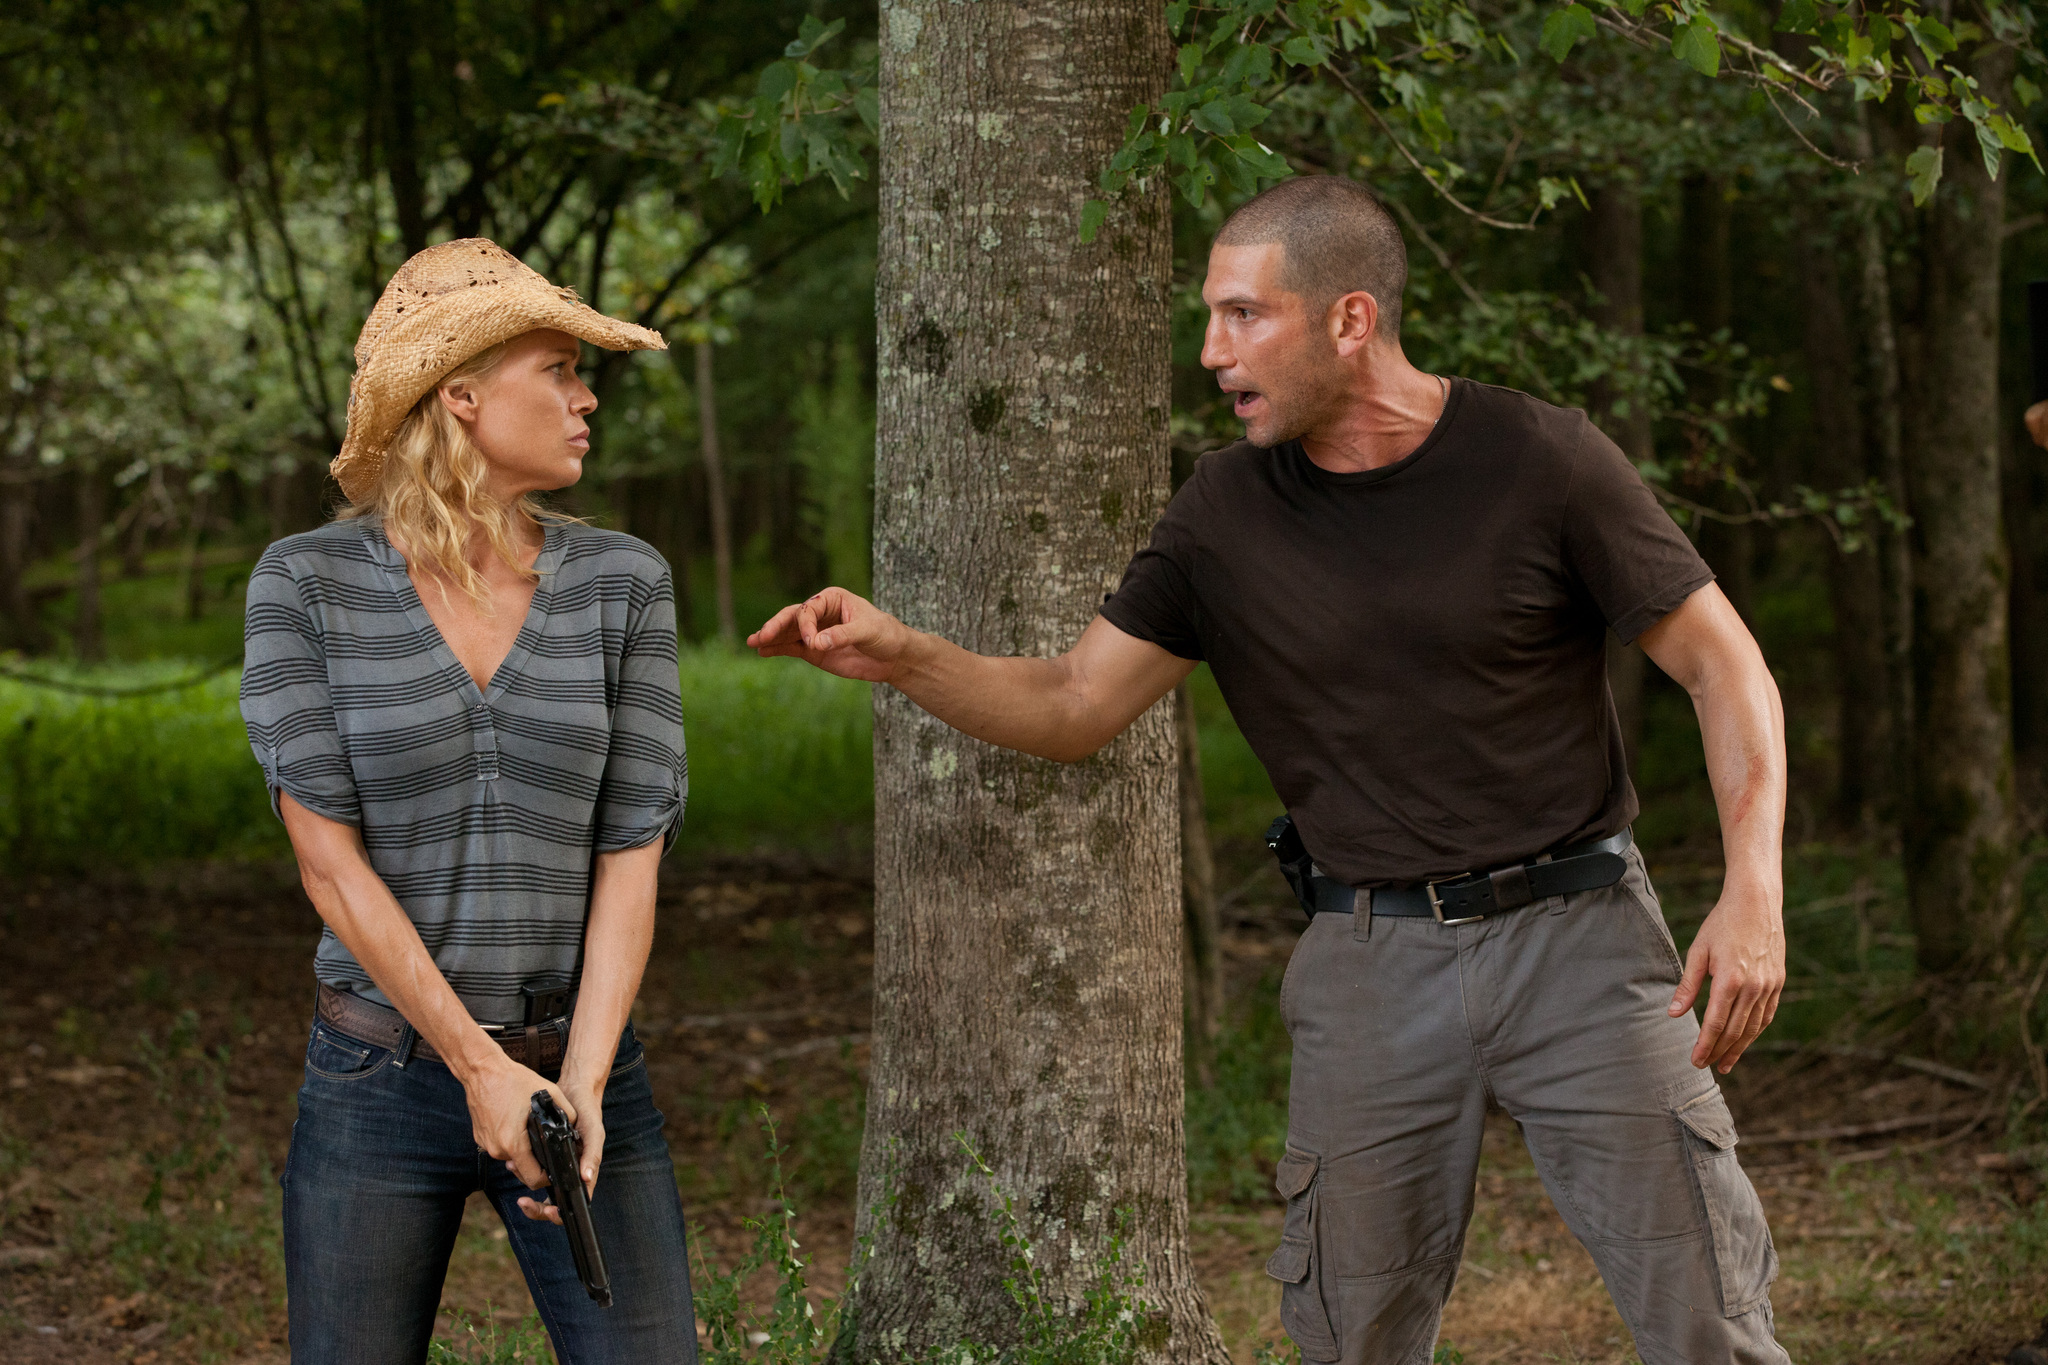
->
[439,328,597,500]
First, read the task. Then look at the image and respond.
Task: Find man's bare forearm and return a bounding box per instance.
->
[1688,648,1786,908]
[750,591,1194,759]
[891,629,1109,761]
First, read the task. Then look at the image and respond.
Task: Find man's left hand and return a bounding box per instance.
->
[515,1075,606,1224]
[1669,882,1785,1074]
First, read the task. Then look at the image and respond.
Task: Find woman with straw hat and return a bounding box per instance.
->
[241,239,697,1361]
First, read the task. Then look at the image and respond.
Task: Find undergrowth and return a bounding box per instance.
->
[429,1304,554,1363]
[81,1010,283,1354]
[693,1112,1150,1365]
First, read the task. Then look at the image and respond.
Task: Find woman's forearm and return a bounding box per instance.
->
[281,794,508,1083]
[562,842,662,1087]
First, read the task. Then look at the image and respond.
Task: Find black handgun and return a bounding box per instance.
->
[1265,813,1319,920]
[527,1091,613,1308]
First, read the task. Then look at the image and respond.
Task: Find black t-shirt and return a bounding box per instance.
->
[1100,378,1713,887]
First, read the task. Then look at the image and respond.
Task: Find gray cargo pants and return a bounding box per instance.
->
[1271,845,1790,1365]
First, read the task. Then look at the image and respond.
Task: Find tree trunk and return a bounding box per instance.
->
[694,339,737,646]
[1848,105,1916,824]
[1794,216,1890,824]
[375,0,429,257]
[74,465,104,664]
[0,457,39,653]
[847,2,1223,1360]
[182,485,210,622]
[1897,50,2020,972]
[2006,416,2048,784]
[1681,173,1754,624]
[1585,180,1650,772]
[1176,678,1222,1088]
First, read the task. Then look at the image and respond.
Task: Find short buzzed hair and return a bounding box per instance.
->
[1214,177,1409,338]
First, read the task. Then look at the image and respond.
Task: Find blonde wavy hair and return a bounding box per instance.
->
[339,341,563,609]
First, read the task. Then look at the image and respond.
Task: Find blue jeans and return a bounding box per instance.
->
[282,1018,698,1364]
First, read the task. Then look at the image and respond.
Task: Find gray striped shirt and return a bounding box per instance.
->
[240,516,686,1024]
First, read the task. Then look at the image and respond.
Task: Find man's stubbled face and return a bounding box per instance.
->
[1200,243,1350,449]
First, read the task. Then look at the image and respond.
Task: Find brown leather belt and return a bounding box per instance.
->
[315,982,571,1072]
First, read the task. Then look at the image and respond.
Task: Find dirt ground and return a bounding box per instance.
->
[1,859,2042,1364]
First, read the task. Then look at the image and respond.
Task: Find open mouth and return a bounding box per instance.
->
[1231,390,1264,419]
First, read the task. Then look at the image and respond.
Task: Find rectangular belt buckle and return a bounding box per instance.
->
[1427,873,1486,926]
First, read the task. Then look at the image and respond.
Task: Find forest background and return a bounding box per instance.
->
[5,0,2048,1362]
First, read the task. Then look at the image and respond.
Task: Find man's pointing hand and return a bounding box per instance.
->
[749,587,916,684]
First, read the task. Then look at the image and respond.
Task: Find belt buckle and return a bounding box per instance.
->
[1427,872,1485,926]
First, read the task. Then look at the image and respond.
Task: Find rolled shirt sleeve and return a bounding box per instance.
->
[239,547,361,826]
[593,562,687,854]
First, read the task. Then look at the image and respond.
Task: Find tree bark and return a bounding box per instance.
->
[694,339,737,646]
[847,2,1224,1360]
[1585,180,1650,772]
[1896,49,2020,972]
[1848,104,1916,823]
[2006,415,2047,783]
[1176,678,1222,1088]
[182,485,210,622]
[375,0,429,257]
[74,465,104,664]
[1794,215,1890,824]
[0,453,38,653]
[1680,173,1754,624]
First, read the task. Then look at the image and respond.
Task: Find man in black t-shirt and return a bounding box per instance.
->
[752,176,1789,1364]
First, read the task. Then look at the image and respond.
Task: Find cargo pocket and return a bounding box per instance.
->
[1673,1088,1778,1316]
[1266,1147,1340,1361]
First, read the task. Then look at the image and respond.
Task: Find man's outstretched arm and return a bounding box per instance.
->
[748,587,1195,761]
[1637,582,1788,1074]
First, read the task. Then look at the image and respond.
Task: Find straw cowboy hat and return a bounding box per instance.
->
[331,237,666,501]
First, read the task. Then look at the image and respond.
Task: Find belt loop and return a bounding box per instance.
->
[392,1023,417,1069]
[525,1024,540,1067]
[1351,888,1373,941]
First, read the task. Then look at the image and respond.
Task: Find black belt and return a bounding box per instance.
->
[315,982,574,1071]
[1271,821,1632,926]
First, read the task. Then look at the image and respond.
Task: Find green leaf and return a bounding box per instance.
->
[2016,75,2041,109]
[1280,33,1332,66]
[1192,99,1237,135]
[1166,0,1192,34]
[757,61,797,104]
[854,85,879,133]
[1079,199,1110,244]
[710,115,748,178]
[1539,4,1598,61]
[1178,42,1204,87]
[1905,144,1943,205]
[1670,17,1720,76]
[1904,14,1955,59]
[1776,0,1818,34]
[1988,112,2037,154]
[1914,103,1952,124]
